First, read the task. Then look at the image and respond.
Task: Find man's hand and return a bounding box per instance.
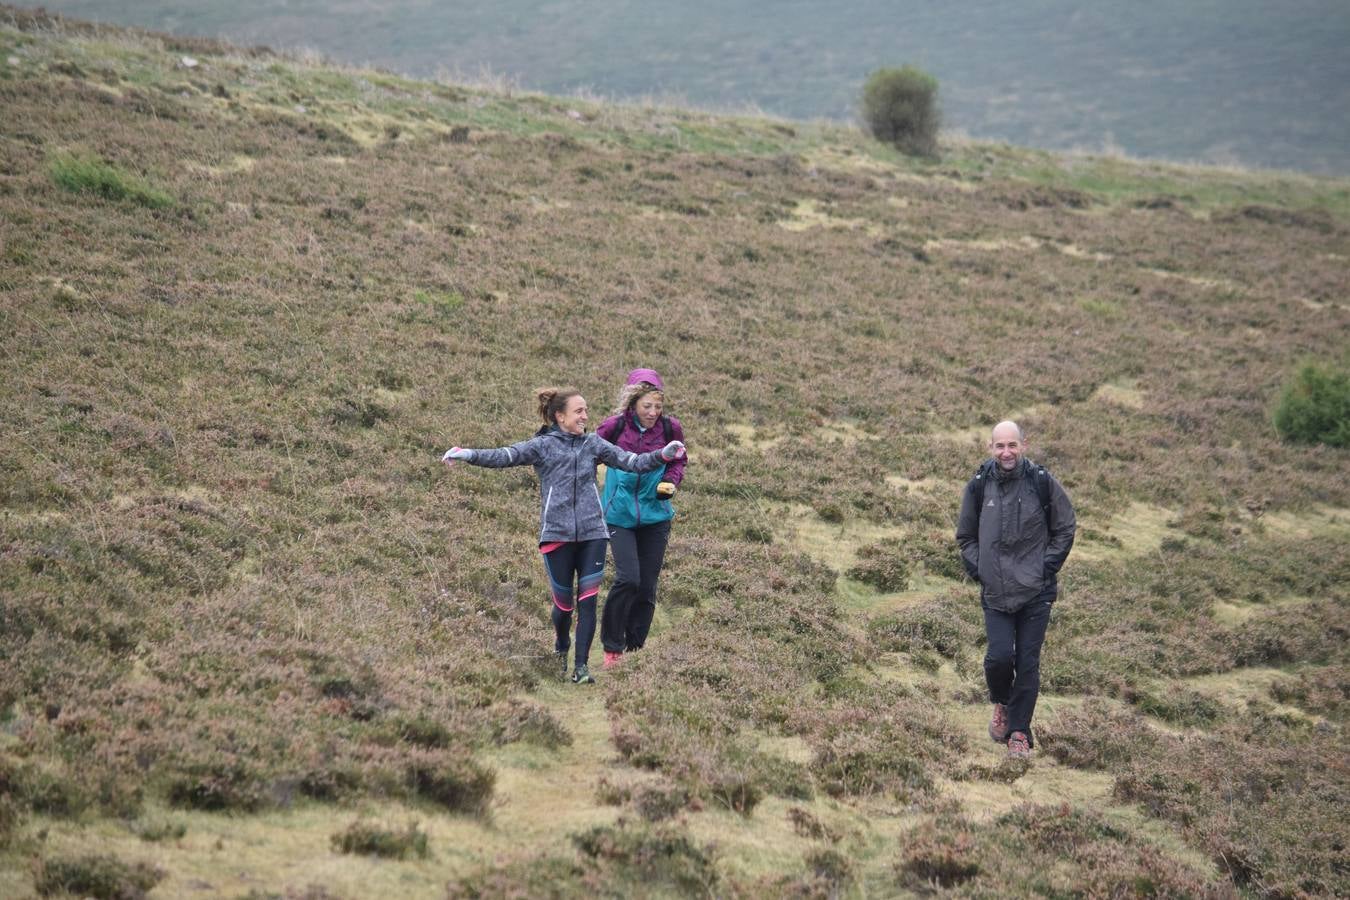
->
[660,441,686,462]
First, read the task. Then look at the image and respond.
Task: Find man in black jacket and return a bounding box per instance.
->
[956,420,1076,759]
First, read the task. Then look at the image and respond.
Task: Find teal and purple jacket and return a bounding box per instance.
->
[597,413,686,530]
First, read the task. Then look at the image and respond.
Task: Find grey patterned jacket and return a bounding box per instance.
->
[463,427,668,543]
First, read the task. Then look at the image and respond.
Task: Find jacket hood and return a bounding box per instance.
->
[626,367,665,390]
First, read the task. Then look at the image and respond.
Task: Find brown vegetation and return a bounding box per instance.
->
[0,6,1347,896]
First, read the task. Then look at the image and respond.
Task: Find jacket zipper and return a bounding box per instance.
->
[634,470,643,527]
[572,435,580,539]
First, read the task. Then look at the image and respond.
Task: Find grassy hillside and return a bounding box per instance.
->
[1,8,1348,898]
[24,0,1350,176]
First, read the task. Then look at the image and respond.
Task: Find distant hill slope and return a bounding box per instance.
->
[1,9,1347,899]
[21,0,1350,175]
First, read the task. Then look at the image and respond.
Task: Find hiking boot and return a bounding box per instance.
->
[571,664,594,685]
[1006,731,1031,760]
[555,650,569,680]
[988,703,1009,743]
[602,650,623,670]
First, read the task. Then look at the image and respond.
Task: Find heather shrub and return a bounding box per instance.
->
[12,762,91,818]
[632,781,692,822]
[1269,667,1348,722]
[128,818,187,842]
[846,540,910,591]
[904,528,966,580]
[330,819,429,859]
[166,756,268,813]
[805,847,853,889]
[787,806,841,843]
[1113,726,1347,896]
[390,714,455,749]
[894,805,1228,896]
[572,821,719,895]
[447,856,587,899]
[1272,360,1350,447]
[594,776,631,806]
[1132,685,1223,726]
[33,852,164,899]
[1038,704,1161,769]
[814,728,931,799]
[810,690,966,800]
[867,592,981,659]
[403,751,495,815]
[0,757,20,848]
[487,698,572,748]
[895,818,980,889]
[860,65,940,157]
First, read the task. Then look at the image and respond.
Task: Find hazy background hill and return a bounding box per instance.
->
[23,0,1350,176]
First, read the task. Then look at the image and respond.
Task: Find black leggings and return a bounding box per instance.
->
[600,521,672,653]
[541,539,607,667]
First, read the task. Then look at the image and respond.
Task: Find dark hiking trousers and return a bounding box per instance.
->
[541,539,607,667]
[983,588,1054,746]
[600,520,672,653]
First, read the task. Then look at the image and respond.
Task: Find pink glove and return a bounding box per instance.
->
[660,441,686,462]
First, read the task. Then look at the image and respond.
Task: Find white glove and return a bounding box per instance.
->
[660,440,686,462]
[442,447,473,465]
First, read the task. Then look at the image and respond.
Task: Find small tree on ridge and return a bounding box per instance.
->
[861,65,940,158]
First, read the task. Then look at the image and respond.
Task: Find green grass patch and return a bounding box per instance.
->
[48,151,173,209]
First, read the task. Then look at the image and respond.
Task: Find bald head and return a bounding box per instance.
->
[988,420,1027,471]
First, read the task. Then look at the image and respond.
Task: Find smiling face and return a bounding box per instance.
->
[988,421,1027,471]
[632,391,664,430]
[556,394,589,435]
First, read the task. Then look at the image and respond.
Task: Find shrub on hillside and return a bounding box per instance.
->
[893,805,1226,896]
[447,856,588,899]
[632,781,693,822]
[1268,667,1348,722]
[33,852,163,899]
[867,591,981,659]
[166,754,267,813]
[906,528,966,580]
[404,751,495,815]
[1272,360,1350,447]
[1038,704,1162,770]
[572,822,719,895]
[847,540,910,591]
[810,689,966,801]
[1113,725,1347,896]
[860,66,940,157]
[330,820,429,859]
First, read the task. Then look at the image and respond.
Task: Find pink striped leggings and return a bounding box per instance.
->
[540,539,607,667]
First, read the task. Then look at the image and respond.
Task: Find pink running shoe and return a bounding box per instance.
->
[988,703,1009,743]
[602,650,623,670]
[1007,731,1031,759]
